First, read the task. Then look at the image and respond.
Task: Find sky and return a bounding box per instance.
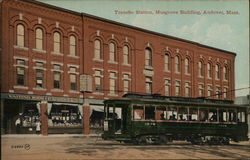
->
[39,0,249,97]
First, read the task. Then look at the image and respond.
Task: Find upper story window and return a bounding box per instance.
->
[207,63,212,78]
[215,64,220,80]
[175,80,181,96]
[16,59,25,86]
[184,58,190,75]
[53,64,61,89]
[185,82,191,97]
[198,61,204,77]
[123,74,130,94]
[223,66,228,81]
[69,35,76,56]
[94,70,102,92]
[109,72,117,94]
[145,48,152,66]
[223,87,228,99]
[94,40,101,60]
[123,45,129,64]
[145,77,153,94]
[215,86,221,99]
[165,54,170,72]
[35,62,44,88]
[53,32,61,53]
[109,42,116,62]
[165,79,171,96]
[198,84,204,97]
[17,24,25,47]
[207,85,213,97]
[175,56,180,73]
[69,67,77,91]
[35,28,43,50]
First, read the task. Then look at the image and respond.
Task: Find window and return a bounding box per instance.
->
[35,62,44,88]
[123,45,129,64]
[207,85,213,97]
[175,80,181,96]
[215,64,220,79]
[69,35,76,56]
[123,74,130,94]
[228,110,237,122]
[223,87,228,99]
[94,70,102,92]
[184,58,190,74]
[165,79,171,96]
[109,42,116,62]
[156,106,167,120]
[165,54,170,72]
[215,86,221,99]
[198,61,204,77]
[185,82,191,97]
[167,106,177,120]
[35,28,43,50]
[237,111,246,122]
[207,63,212,78]
[94,40,101,60]
[145,48,152,66]
[198,84,204,97]
[133,105,144,120]
[16,59,25,85]
[223,66,228,80]
[53,32,61,53]
[178,107,188,121]
[17,24,25,47]
[189,108,198,121]
[199,108,208,121]
[53,64,61,89]
[145,106,155,120]
[219,109,227,122]
[209,109,218,122]
[175,56,180,73]
[145,77,152,94]
[69,67,77,91]
[110,72,116,94]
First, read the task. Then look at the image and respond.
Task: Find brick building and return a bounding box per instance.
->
[0,0,236,135]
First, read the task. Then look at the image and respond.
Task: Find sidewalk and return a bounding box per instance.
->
[1,134,101,138]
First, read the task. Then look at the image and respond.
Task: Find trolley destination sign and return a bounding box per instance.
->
[2,93,83,104]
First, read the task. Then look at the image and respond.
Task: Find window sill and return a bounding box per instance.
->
[93,92,104,95]
[51,51,63,56]
[51,89,63,92]
[108,93,118,97]
[223,80,228,82]
[175,72,181,74]
[69,90,79,94]
[185,73,191,76]
[108,61,118,64]
[164,70,171,73]
[122,63,131,67]
[14,45,28,51]
[93,58,104,62]
[32,48,46,54]
[33,87,47,91]
[144,65,154,71]
[198,76,204,78]
[67,55,79,59]
[14,85,28,90]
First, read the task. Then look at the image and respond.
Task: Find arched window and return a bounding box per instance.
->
[165,54,170,72]
[53,32,61,53]
[223,66,228,80]
[35,28,43,50]
[94,40,101,60]
[109,42,116,61]
[184,58,190,74]
[198,61,204,77]
[215,64,220,79]
[69,35,76,56]
[175,56,180,73]
[123,45,129,64]
[207,63,212,78]
[145,48,152,66]
[17,24,25,47]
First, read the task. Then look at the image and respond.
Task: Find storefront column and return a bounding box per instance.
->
[1,99,4,134]
[83,102,90,135]
[40,101,48,136]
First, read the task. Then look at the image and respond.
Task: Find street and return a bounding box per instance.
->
[2,135,250,160]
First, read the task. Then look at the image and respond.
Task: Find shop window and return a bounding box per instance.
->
[178,107,188,121]
[219,109,227,122]
[166,106,177,120]
[53,32,61,53]
[123,45,129,64]
[145,106,155,120]
[189,108,198,121]
[133,105,144,120]
[17,24,25,47]
[145,48,152,66]
[156,106,166,120]
[22,104,40,127]
[199,108,208,122]
[109,42,116,62]
[237,111,245,122]
[49,105,82,127]
[94,39,101,60]
[145,77,152,94]
[35,28,43,50]
[69,35,76,56]
[209,109,218,122]
[165,54,170,72]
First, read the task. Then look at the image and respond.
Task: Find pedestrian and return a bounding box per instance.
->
[15,117,21,134]
[36,120,41,134]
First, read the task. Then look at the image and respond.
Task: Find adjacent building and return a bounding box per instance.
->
[0,0,236,135]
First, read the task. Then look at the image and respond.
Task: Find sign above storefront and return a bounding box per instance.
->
[2,93,83,104]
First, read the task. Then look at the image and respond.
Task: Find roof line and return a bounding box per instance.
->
[24,0,236,56]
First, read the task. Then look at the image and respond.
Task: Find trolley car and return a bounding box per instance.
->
[102,94,248,145]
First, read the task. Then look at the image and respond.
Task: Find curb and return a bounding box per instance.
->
[1,134,102,138]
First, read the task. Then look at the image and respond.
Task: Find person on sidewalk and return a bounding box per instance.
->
[36,120,41,134]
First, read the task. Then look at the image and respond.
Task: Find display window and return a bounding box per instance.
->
[21,103,40,127]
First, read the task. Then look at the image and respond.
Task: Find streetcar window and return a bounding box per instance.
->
[133,105,144,120]
[199,108,208,122]
[167,106,177,120]
[145,106,155,120]
[189,108,198,121]
[156,106,166,120]
[178,107,188,121]
[237,111,246,122]
[228,110,237,122]
[209,109,218,122]
[219,109,227,122]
